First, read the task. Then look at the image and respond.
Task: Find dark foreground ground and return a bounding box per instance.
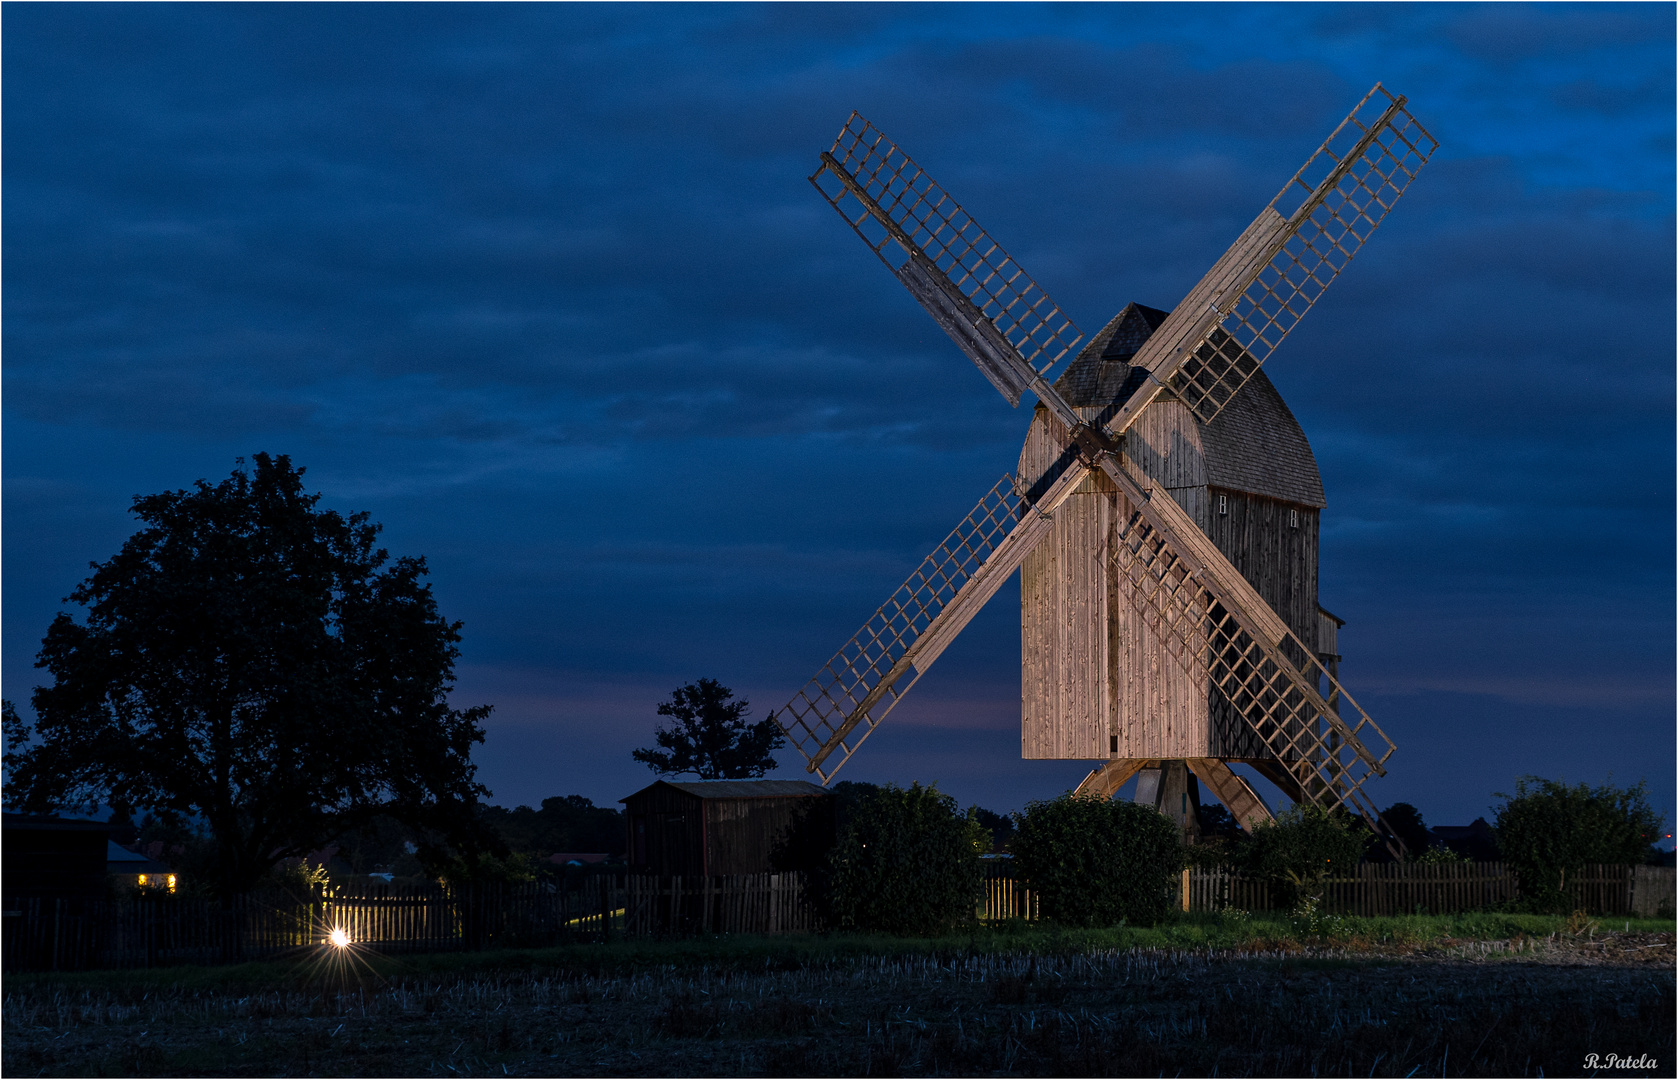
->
[4,925,1673,1077]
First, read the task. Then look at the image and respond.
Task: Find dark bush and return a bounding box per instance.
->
[821,782,986,935]
[479,795,626,859]
[1494,776,1666,911]
[1012,794,1182,927]
[1240,804,1370,908]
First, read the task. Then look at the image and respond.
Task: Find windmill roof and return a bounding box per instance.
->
[1051,302,1325,508]
[1052,303,1169,406]
[1201,369,1326,508]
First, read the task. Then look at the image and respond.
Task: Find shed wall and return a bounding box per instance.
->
[624,787,835,876]
[623,787,707,877]
[704,797,833,875]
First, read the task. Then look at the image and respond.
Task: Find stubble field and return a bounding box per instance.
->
[4,919,1673,1077]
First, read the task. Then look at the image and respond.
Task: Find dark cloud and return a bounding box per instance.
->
[1445,5,1671,63]
[4,4,1671,829]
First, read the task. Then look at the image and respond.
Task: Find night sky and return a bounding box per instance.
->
[5,4,1673,838]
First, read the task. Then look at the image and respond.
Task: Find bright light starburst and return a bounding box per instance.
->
[328,927,351,948]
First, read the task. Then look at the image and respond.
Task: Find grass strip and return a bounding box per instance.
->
[6,910,1671,993]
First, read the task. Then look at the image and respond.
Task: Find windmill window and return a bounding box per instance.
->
[1218,494,1227,516]
[1109,735,1118,754]
[1289,509,1299,528]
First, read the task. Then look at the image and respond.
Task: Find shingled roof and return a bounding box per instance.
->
[1052,303,1169,407]
[1050,301,1325,508]
[1200,367,1325,508]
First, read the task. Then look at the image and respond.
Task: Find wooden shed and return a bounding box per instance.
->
[620,780,834,876]
[1018,302,1337,766]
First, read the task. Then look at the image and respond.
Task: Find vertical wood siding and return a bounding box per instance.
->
[1019,396,1325,763]
[703,798,832,876]
[1019,410,1110,758]
[623,787,707,877]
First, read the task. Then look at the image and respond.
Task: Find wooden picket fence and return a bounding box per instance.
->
[1631,865,1677,916]
[979,862,1676,922]
[7,862,1671,970]
[979,873,1039,921]
[1,873,813,972]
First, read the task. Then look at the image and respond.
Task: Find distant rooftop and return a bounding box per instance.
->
[621,779,829,802]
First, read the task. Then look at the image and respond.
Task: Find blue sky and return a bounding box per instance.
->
[5,3,1673,835]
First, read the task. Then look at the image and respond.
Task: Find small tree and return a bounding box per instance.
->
[1493,776,1665,911]
[631,678,784,780]
[1241,804,1370,909]
[822,783,986,935]
[1012,794,1183,927]
[971,806,1015,853]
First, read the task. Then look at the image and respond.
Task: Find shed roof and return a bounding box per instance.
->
[107,841,171,874]
[1050,302,1325,508]
[621,779,829,803]
[2,813,112,833]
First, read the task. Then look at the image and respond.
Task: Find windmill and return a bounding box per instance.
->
[775,85,1437,842]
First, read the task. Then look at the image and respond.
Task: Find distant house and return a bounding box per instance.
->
[546,852,610,867]
[620,780,834,876]
[2,814,112,901]
[1430,818,1500,862]
[106,841,175,892]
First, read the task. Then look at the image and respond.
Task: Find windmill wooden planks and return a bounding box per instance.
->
[784,87,1434,844]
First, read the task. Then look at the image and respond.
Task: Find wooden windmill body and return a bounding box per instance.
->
[774,86,1438,846]
[1018,303,1339,833]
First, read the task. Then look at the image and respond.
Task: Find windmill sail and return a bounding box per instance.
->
[1098,84,1438,437]
[783,88,1430,817]
[776,464,1087,782]
[1089,451,1398,821]
[811,113,1083,406]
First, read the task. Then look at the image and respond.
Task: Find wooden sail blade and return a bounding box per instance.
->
[1092,452,1399,822]
[776,462,1090,783]
[810,112,1084,404]
[1174,85,1437,422]
[1098,84,1438,437]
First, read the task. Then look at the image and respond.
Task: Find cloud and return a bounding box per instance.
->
[4,4,1671,825]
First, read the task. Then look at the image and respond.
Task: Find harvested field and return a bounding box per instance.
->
[4,930,1672,1077]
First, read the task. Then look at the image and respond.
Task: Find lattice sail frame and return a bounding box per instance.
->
[1170,84,1439,423]
[811,113,1084,382]
[782,87,1432,808]
[777,474,1037,782]
[1109,486,1397,821]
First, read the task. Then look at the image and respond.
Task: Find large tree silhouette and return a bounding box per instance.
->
[3,453,490,900]
[632,678,783,780]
